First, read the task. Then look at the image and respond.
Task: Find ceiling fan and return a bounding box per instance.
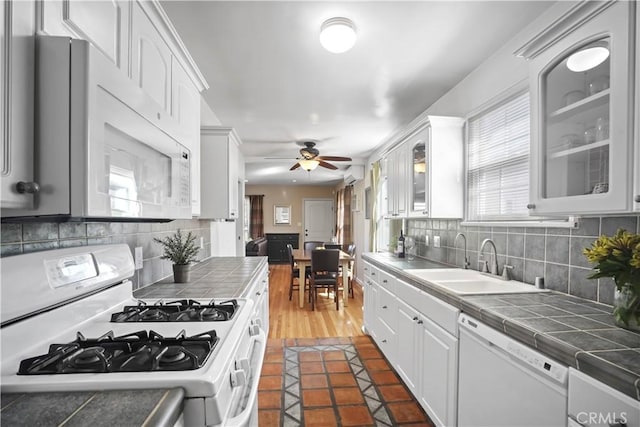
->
[286,141,352,171]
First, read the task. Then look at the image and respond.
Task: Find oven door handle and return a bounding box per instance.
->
[224,328,267,427]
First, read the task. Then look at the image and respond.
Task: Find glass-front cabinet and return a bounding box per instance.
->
[525,1,634,215]
[411,142,427,214]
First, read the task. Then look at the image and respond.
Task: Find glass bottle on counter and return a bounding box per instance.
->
[398,230,405,258]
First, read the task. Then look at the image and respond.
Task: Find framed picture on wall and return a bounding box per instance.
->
[274,205,291,225]
[365,187,372,219]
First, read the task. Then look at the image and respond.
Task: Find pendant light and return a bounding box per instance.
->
[320,17,357,53]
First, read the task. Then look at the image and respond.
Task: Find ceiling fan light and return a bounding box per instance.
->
[320,17,357,53]
[299,159,320,171]
[566,42,610,72]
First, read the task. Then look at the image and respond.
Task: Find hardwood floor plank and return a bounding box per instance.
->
[267,264,364,339]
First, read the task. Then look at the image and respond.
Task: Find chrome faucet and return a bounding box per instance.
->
[454,233,470,269]
[479,238,499,276]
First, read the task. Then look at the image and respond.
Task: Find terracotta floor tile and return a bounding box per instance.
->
[379,384,412,402]
[363,358,391,371]
[297,338,318,346]
[302,388,333,407]
[264,352,284,363]
[304,407,337,426]
[358,347,383,359]
[258,390,281,409]
[299,351,322,362]
[258,410,280,426]
[333,387,365,405]
[317,337,341,345]
[329,373,358,388]
[266,338,284,349]
[325,361,351,373]
[388,402,429,423]
[300,362,325,374]
[258,376,282,391]
[322,350,346,361]
[261,362,283,376]
[285,338,297,347]
[351,336,373,344]
[338,405,374,426]
[301,374,328,389]
[370,370,401,385]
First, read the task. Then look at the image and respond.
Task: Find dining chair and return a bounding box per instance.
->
[323,243,342,250]
[304,241,324,251]
[347,243,356,298]
[309,249,340,310]
[287,244,309,301]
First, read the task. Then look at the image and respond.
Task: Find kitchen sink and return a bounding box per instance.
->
[404,268,548,295]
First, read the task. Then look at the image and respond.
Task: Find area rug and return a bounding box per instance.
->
[258,336,434,427]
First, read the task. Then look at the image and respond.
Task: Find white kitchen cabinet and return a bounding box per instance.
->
[249,265,270,335]
[521,1,635,215]
[395,299,421,395]
[172,57,201,216]
[131,1,172,115]
[408,116,464,218]
[200,127,243,220]
[418,314,458,427]
[362,263,377,336]
[634,2,640,212]
[384,144,409,218]
[1,0,36,209]
[40,0,130,71]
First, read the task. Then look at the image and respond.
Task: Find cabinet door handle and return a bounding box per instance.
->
[382,279,387,283]
[382,305,388,309]
[417,320,423,324]
[256,292,261,296]
[526,203,535,209]
[635,195,640,203]
[16,181,40,194]
[412,316,418,321]
[382,339,387,343]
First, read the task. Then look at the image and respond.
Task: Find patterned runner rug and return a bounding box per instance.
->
[258,336,434,426]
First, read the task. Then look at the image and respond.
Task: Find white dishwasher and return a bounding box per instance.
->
[457,314,568,427]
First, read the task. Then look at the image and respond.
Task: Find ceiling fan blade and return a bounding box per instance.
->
[318,160,338,170]
[264,157,298,160]
[290,163,301,171]
[318,156,352,162]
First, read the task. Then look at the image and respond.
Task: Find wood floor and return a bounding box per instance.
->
[267,264,365,338]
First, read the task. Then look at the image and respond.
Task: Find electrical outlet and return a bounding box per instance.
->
[433,235,441,248]
[425,235,429,246]
[134,247,143,270]
[200,237,204,249]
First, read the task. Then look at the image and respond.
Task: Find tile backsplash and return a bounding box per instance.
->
[1,219,212,290]
[405,215,640,306]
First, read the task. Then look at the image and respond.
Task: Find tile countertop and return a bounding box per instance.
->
[363,252,640,401]
[1,389,184,427]
[133,256,268,300]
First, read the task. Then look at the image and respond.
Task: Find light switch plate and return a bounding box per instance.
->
[134,247,143,270]
[434,235,441,248]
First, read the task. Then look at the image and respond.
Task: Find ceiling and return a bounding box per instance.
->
[161,1,554,186]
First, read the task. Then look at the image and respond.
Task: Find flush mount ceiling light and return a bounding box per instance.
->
[299,159,320,171]
[320,17,357,53]
[566,42,610,72]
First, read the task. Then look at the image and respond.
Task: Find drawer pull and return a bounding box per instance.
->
[382,339,387,343]
[382,279,388,283]
[412,317,418,321]
[382,305,388,309]
[417,320,423,324]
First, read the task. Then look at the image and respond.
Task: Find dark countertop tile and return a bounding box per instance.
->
[362,252,640,401]
[1,389,184,427]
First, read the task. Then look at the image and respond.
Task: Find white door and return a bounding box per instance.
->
[303,199,334,243]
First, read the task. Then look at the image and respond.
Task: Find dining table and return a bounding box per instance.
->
[292,248,354,309]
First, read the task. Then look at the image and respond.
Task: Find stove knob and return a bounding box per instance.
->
[249,323,260,336]
[230,369,246,388]
[238,357,250,373]
[253,319,263,328]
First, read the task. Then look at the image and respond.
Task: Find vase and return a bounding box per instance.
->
[172,264,191,283]
[613,284,640,332]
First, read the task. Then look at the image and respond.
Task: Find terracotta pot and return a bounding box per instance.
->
[172,264,191,283]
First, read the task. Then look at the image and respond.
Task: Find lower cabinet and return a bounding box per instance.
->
[248,264,269,334]
[363,273,379,339]
[418,316,458,427]
[396,300,421,394]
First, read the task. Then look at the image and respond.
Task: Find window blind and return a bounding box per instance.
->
[467,91,530,221]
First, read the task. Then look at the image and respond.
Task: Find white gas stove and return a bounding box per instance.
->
[0,245,266,427]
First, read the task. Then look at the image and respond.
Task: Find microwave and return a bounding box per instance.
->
[2,36,191,221]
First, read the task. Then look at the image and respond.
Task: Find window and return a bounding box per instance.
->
[466,91,530,221]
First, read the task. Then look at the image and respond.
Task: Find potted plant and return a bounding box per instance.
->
[583,228,640,331]
[154,229,200,283]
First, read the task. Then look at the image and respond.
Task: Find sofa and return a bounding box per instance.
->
[246,237,268,257]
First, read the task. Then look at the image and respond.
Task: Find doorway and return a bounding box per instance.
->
[303,199,334,244]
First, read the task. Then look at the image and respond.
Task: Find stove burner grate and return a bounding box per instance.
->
[17,329,218,375]
[110,299,237,323]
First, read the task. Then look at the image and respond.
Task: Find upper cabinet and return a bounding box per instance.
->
[519,1,635,215]
[1,0,36,209]
[200,127,243,220]
[384,144,408,218]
